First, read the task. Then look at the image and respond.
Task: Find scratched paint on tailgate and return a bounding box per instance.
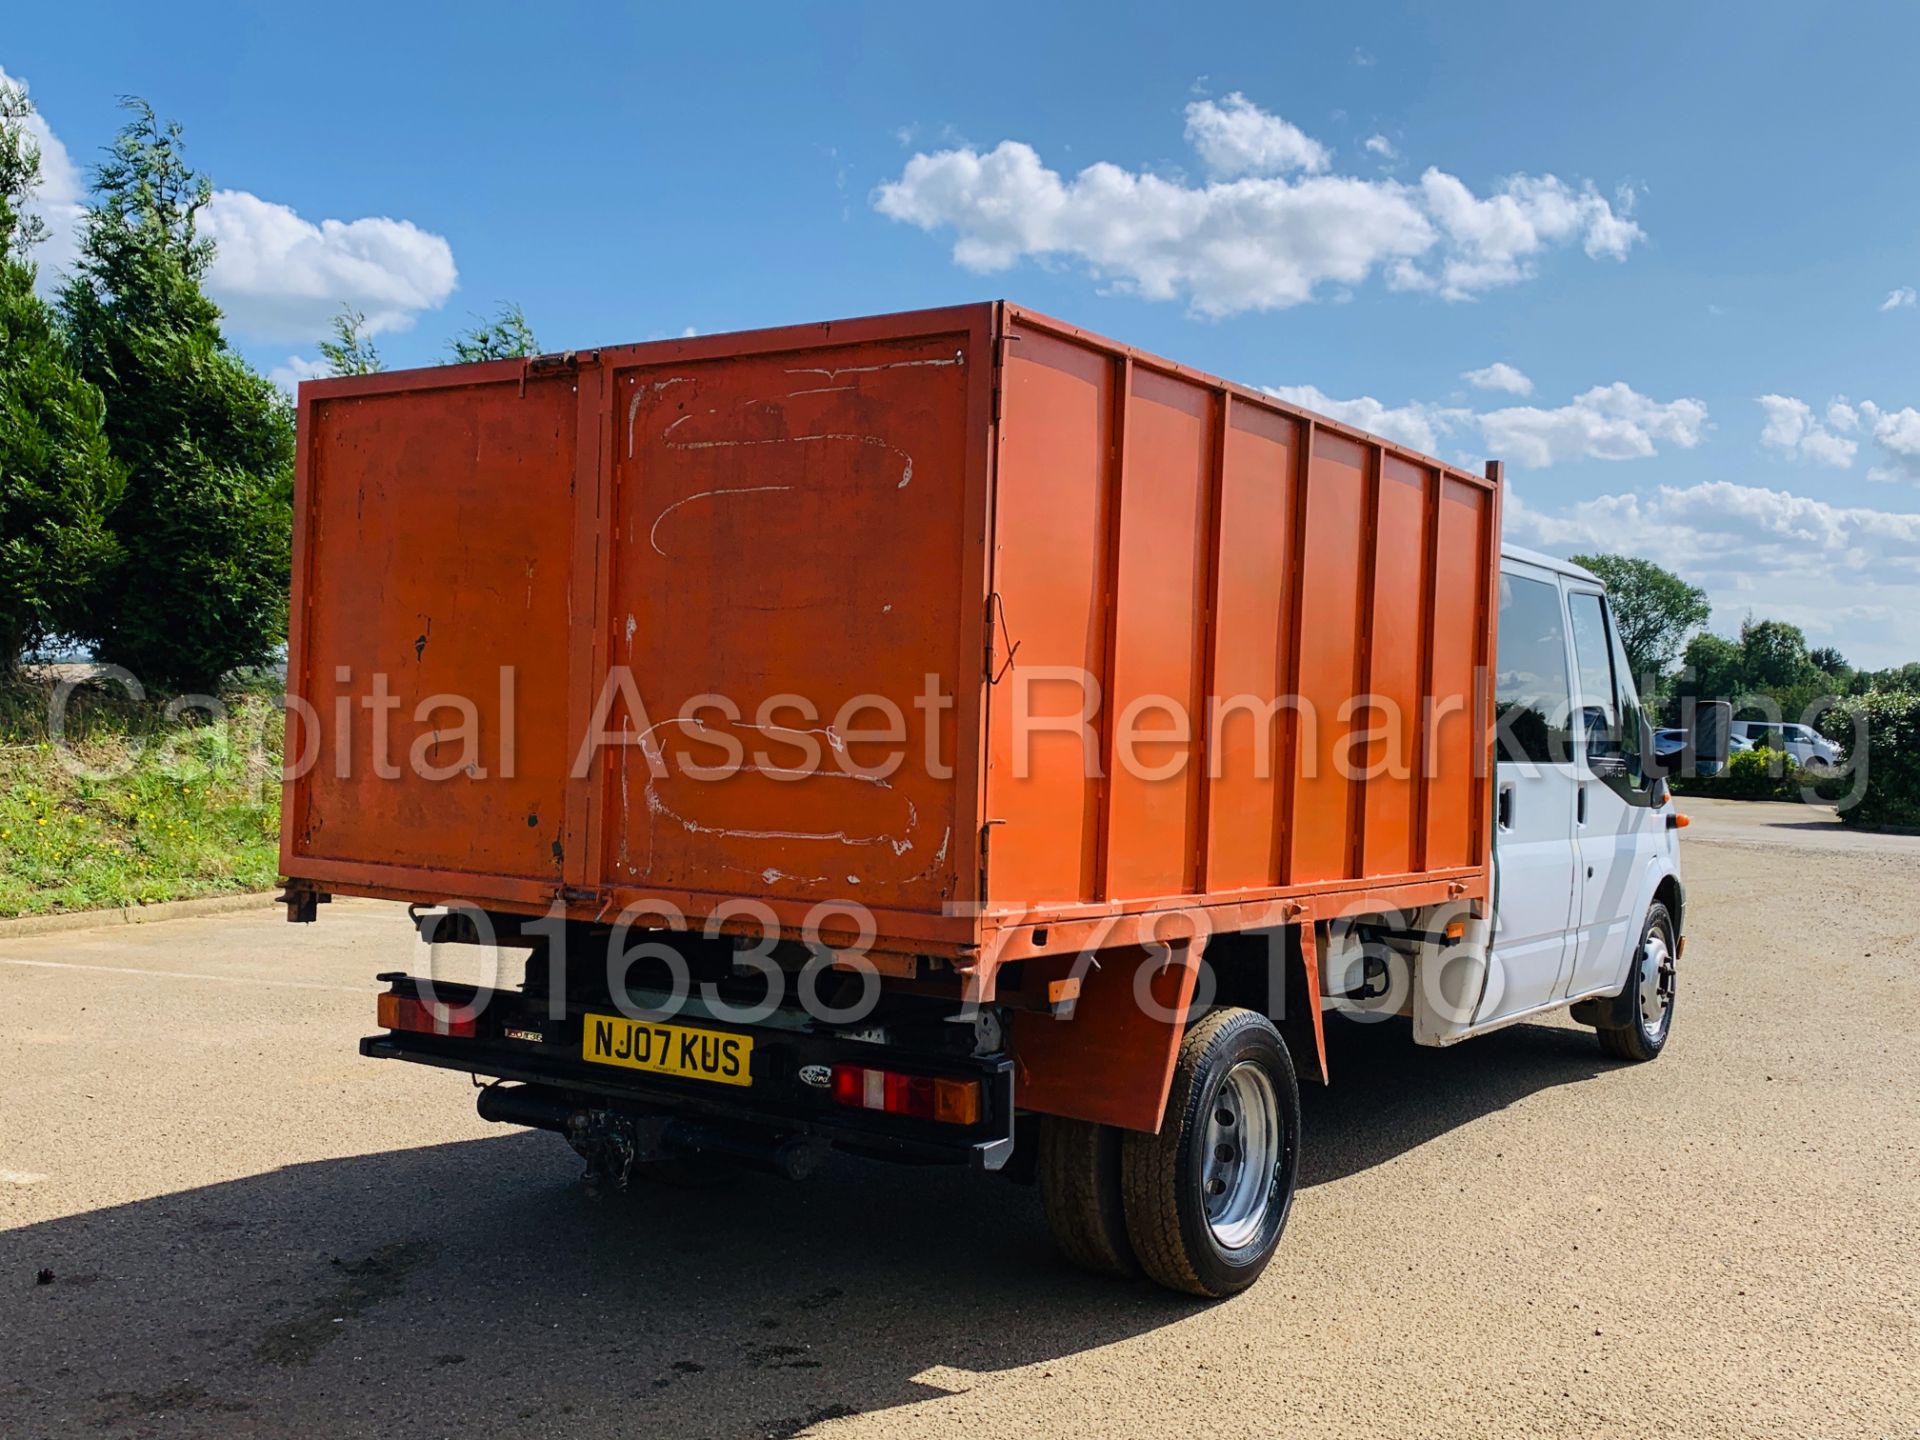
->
[601,335,972,911]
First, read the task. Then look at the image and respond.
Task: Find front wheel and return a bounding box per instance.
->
[1595,901,1677,1062]
[1120,1008,1300,1298]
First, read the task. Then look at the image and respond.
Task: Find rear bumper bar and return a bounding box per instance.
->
[360,984,1016,1171]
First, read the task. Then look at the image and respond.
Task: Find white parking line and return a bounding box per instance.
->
[0,958,371,995]
[0,1170,49,1186]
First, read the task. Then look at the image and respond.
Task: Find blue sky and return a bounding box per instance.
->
[6,2,1920,665]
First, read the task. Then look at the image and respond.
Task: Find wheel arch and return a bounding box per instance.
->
[1652,870,1684,942]
[1008,939,1206,1135]
[1206,922,1327,1088]
[1009,923,1327,1137]
[1611,854,1683,997]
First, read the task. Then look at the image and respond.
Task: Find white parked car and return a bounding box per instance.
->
[1727,720,1841,773]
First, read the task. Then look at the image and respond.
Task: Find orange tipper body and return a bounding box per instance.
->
[281,301,1498,999]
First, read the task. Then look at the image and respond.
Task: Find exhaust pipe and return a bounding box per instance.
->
[477,1083,578,1132]
[476,1085,820,1180]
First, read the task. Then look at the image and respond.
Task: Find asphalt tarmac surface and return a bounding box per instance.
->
[2,797,1915,1438]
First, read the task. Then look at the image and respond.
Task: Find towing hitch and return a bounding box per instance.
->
[476,1083,822,1188]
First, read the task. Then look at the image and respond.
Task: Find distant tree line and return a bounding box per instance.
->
[1570,552,1919,723]
[1568,553,1920,827]
[0,85,536,692]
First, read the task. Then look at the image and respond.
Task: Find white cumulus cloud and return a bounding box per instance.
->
[1462,361,1533,396]
[1862,402,1920,482]
[1757,394,1858,468]
[1402,170,1643,300]
[1261,378,1705,468]
[1184,92,1329,178]
[2,67,457,343]
[1882,286,1916,311]
[1363,134,1398,161]
[1260,385,1466,455]
[1476,384,1708,467]
[874,95,1644,316]
[202,190,457,342]
[1505,480,1920,668]
[1758,393,1920,482]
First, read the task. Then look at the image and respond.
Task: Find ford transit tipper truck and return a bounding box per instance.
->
[280,302,1726,1296]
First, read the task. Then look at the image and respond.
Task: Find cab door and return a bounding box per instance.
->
[1478,566,1580,1024]
[1565,587,1661,997]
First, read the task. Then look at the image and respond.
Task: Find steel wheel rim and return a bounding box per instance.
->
[1200,1061,1280,1251]
[1636,927,1675,1042]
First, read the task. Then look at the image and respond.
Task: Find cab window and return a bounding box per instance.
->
[1568,590,1648,790]
[1494,573,1572,764]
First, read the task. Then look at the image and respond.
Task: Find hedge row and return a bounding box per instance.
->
[1818,692,1920,829]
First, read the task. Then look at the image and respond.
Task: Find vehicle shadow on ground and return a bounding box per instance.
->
[1304,1015,1612,1186]
[0,1020,1610,1439]
[1730,817,1848,833]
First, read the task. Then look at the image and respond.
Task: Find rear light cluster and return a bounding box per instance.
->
[377,992,478,1038]
[829,1064,980,1126]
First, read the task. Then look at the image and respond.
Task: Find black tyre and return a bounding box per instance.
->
[1120,1008,1300,1298]
[1038,1116,1138,1278]
[1595,901,1677,1063]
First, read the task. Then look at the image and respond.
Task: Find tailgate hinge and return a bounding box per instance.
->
[990,329,1017,427]
[520,349,601,395]
[979,819,1005,907]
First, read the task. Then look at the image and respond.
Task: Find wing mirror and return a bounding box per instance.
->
[1688,700,1732,779]
[1643,700,1731,783]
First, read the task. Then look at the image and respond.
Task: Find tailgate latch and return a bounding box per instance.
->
[275,879,331,924]
[985,592,1020,684]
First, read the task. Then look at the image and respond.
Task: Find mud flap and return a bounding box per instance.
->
[1009,940,1205,1134]
[1295,922,1330,1085]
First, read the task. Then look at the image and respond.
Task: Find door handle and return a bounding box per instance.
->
[1576,783,1587,825]
[1497,783,1514,830]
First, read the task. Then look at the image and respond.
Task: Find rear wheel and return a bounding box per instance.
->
[1038,1117,1138,1278]
[1120,1008,1300,1298]
[1595,902,1676,1062]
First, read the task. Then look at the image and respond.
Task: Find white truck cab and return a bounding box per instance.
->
[1401,546,1711,1061]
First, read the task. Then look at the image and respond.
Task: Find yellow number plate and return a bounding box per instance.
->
[581,1013,753,1087]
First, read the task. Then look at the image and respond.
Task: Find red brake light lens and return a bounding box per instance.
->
[827,1064,979,1126]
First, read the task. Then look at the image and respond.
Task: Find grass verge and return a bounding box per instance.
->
[0,674,282,918]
